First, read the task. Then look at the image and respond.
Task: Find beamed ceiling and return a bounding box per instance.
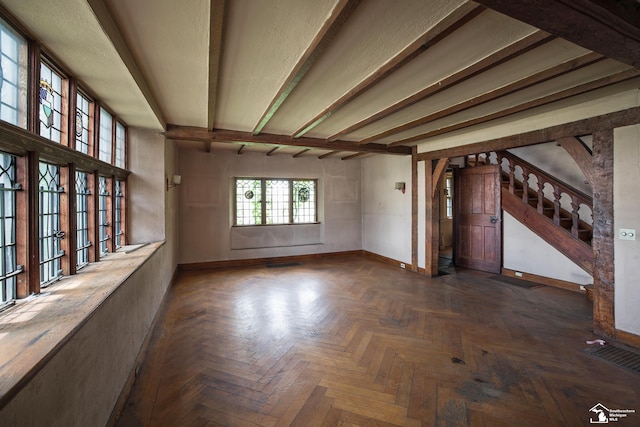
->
[2,0,640,160]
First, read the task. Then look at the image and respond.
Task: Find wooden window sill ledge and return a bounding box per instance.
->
[0,241,165,410]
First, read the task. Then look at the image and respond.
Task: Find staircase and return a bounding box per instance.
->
[468,151,594,274]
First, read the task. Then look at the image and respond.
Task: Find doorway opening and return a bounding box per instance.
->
[438,170,454,275]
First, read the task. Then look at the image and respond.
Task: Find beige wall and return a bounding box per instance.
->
[0,244,175,426]
[0,128,177,426]
[177,149,362,264]
[361,155,412,264]
[614,125,640,336]
[128,128,167,243]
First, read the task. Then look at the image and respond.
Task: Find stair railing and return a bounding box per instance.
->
[494,151,593,240]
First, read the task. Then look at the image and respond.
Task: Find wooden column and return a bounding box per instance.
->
[592,128,615,337]
[411,147,418,272]
[424,159,439,277]
[15,153,39,297]
[64,163,77,275]
[59,164,73,276]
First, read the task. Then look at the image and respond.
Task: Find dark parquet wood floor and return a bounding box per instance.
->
[116,255,640,426]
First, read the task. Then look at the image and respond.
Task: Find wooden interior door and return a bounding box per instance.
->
[454,164,501,273]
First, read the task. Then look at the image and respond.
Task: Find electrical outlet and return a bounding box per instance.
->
[515,271,523,277]
[400,263,406,269]
[619,228,636,241]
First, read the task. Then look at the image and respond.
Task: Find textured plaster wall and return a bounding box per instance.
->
[177,149,362,264]
[614,125,640,336]
[128,128,167,242]
[503,213,593,284]
[361,155,412,264]
[0,129,177,426]
[0,245,175,426]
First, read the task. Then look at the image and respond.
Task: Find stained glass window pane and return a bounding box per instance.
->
[293,180,317,223]
[76,92,91,155]
[99,108,112,163]
[98,176,109,256]
[75,171,91,269]
[235,178,262,225]
[115,122,125,168]
[39,62,65,143]
[114,180,124,249]
[0,153,19,308]
[265,180,289,224]
[0,18,27,128]
[39,162,63,286]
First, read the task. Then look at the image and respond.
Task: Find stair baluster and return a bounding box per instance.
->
[493,150,593,245]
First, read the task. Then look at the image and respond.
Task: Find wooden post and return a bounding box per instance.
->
[59,164,74,276]
[592,128,615,337]
[411,147,418,272]
[424,159,439,277]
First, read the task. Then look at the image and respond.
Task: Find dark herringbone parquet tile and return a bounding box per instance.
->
[116,255,640,427]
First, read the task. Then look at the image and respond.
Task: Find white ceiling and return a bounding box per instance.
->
[2,0,638,159]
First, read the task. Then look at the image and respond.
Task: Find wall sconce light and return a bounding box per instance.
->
[394,182,406,194]
[166,174,182,191]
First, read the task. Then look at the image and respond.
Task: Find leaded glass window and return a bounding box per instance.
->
[293,180,317,223]
[114,180,124,249]
[265,179,290,224]
[234,178,317,226]
[115,122,125,168]
[39,162,64,286]
[75,171,91,269]
[0,153,20,309]
[235,178,263,225]
[0,17,28,128]
[98,176,109,256]
[75,92,91,155]
[445,173,453,219]
[39,62,65,143]
[98,108,112,163]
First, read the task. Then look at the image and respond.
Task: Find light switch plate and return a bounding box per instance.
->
[619,228,636,241]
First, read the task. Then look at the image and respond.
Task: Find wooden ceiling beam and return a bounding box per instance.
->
[252,0,363,135]
[341,152,367,160]
[475,0,640,68]
[293,2,486,138]
[416,105,640,161]
[328,30,554,141]
[392,68,640,146]
[293,148,310,158]
[266,147,279,156]
[207,0,226,130]
[87,0,167,129]
[318,150,341,159]
[360,52,604,145]
[164,126,412,155]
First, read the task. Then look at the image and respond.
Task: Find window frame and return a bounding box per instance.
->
[233,177,318,226]
[74,90,94,155]
[38,161,64,287]
[0,11,131,298]
[0,16,28,129]
[97,107,113,163]
[38,59,69,145]
[0,152,21,309]
[75,170,91,270]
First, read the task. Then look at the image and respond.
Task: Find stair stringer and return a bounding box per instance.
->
[502,188,593,275]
